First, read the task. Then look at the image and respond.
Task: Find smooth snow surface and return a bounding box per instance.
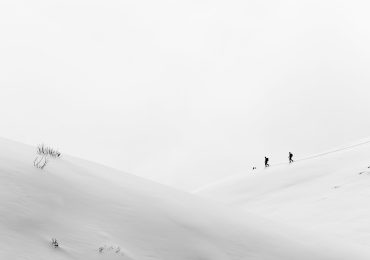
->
[0,138,369,259]
[197,139,370,255]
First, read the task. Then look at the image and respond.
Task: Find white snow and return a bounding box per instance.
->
[197,138,370,254]
[0,137,369,259]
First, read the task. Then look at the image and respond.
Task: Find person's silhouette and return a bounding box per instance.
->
[264,156,270,167]
[289,152,294,163]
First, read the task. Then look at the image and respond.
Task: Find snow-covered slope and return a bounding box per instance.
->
[197,139,370,251]
[0,138,368,259]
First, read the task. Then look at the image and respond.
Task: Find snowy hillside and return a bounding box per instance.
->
[197,139,370,251]
[0,137,368,259]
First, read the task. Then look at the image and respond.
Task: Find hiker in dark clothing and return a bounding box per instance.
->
[289,152,294,163]
[264,156,270,168]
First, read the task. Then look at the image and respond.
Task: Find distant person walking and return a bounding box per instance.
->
[264,156,270,168]
[289,152,294,163]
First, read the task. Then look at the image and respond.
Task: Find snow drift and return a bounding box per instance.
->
[197,139,370,253]
[0,138,368,259]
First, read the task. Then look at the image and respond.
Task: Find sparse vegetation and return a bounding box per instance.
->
[33,144,61,169]
[33,155,48,169]
[37,144,61,158]
[98,245,125,256]
[51,238,59,248]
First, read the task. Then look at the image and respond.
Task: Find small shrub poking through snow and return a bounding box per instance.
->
[34,144,61,169]
[37,144,61,158]
[51,238,59,248]
[34,155,48,169]
[98,244,129,257]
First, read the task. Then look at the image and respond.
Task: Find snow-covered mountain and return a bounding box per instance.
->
[197,139,370,253]
[0,137,368,259]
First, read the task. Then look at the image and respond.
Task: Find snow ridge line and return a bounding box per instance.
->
[194,138,370,193]
[270,139,370,168]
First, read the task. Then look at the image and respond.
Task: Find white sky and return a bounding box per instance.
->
[1,0,370,190]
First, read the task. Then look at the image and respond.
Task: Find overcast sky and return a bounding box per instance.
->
[1,0,370,190]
